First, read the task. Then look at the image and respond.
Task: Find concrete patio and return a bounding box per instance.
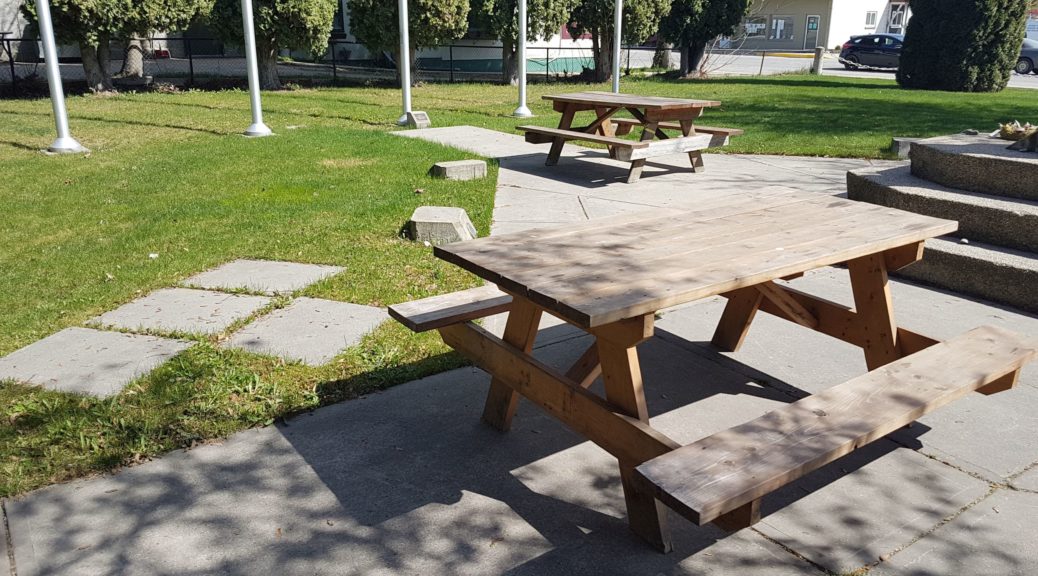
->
[3,127,1036,576]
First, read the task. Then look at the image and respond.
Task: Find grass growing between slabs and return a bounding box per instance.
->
[0,73,1033,495]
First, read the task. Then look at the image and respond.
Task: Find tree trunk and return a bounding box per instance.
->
[593,29,613,83]
[79,38,114,92]
[257,37,281,90]
[501,42,518,85]
[678,38,708,77]
[117,38,149,78]
[393,47,419,87]
[652,42,672,69]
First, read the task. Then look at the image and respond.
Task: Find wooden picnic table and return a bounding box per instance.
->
[518,91,739,183]
[390,188,1038,552]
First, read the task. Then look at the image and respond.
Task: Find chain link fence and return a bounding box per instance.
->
[2,35,664,97]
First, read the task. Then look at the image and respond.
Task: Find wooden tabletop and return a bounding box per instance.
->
[435,189,958,329]
[542,91,722,110]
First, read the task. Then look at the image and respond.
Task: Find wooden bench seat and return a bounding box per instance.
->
[634,324,1038,531]
[389,285,512,333]
[517,125,649,149]
[609,118,745,138]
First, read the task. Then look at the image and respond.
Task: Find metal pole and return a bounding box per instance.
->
[35,0,86,153]
[612,0,622,93]
[513,0,532,117]
[186,37,194,86]
[3,36,16,96]
[240,0,272,136]
[759,50,765,75]
[397,0,412,125]
[331,40,337,82]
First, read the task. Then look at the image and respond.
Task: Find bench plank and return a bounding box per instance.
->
[389,285,512,332]
[610,118,745,137]
[635,324,1038,527]
[617,134,715,161]
[517,125,648,149]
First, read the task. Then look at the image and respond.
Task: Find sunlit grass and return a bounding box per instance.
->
[1,74,1032,496]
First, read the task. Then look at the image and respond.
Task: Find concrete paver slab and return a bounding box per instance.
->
[3,335,823,575]
[1011,465,1038,492]
[181,259,344,295]
[871,489,1038,576]
[0,327,191,397]
[754,444,990,574]
[92,288,271,335]
[224,297,386,365]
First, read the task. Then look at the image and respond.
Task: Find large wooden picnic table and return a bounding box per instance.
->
[520,91,730,183]
[429,189,962,550]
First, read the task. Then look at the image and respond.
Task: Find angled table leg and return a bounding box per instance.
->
[679,115,706,173]
[847,253,903,370]
[627,121,659,184]
[546,104,577,167]
[593,314,672,552]
[481,298,543,431]
[712,286,765,352]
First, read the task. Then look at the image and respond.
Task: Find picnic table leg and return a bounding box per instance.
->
[593,315,672,552]
[679,117,706,173]
[595,106,619,159]
[546,105,577,167]
[481,298,543,431]
[711,286,765,352]
[847,253,903,371]
[626,122,659,184]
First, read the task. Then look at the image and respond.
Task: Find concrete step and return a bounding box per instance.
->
[909,134,1038,201]
[897,237,1038,315]
[847,166,1038,253]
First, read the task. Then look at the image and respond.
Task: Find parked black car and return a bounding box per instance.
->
[1017,38,1038,74]
[840,34,904,71]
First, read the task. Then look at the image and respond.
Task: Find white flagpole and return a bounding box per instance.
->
[35,0,86,153]
[512,0,532,117]
[612,0,623,93]
[241,0,272,136]
[397,0,412,125]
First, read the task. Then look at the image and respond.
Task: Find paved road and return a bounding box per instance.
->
[693,52,1038,90]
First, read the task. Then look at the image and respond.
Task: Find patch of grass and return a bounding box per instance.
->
[0,74,1033,495]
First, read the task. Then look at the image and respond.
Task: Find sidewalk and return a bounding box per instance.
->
[4,128,1036,576]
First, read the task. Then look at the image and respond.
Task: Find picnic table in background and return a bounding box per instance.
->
[517,91,743,183]
[389,189,1038,552]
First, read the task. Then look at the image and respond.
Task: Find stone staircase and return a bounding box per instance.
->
[848,134,1038,314]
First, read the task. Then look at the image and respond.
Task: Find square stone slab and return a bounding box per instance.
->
[872,489,1038,576]
[92,288,271,335]
[0,327,191,397]
[181,259,344,295]
[223,297,386,365]
[754,443,990,574]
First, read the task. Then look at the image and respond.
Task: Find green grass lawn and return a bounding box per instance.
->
[0,74,1033,496]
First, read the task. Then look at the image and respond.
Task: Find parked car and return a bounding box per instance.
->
[1017,38,1038,74]
[840,34,904,71]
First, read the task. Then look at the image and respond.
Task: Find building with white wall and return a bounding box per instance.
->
[739,0,911,51]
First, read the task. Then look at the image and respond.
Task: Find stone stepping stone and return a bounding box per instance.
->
[92,288,271,335]
[223,297,386,366]
[181,259,344,295]
[0,327,191,397]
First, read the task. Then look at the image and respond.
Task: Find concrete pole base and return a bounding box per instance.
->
[244,123,273,137]
[512,106,533,118]
[46,136,89,154]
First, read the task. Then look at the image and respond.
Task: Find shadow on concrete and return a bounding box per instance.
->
[11,322,1011,575]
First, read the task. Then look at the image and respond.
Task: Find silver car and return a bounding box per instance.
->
[1017,38,1038,74]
